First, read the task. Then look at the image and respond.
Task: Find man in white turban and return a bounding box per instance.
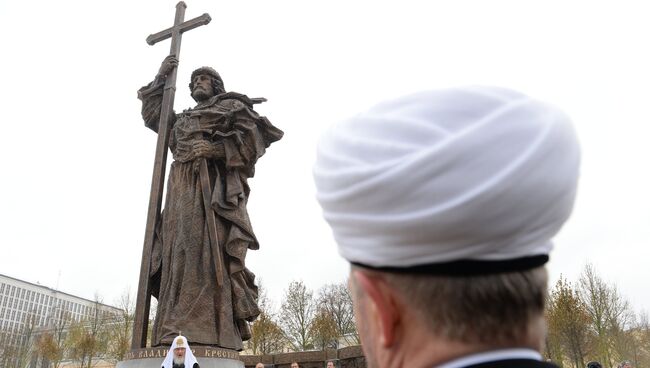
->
[313,86,580,368]
[161,335,199,368]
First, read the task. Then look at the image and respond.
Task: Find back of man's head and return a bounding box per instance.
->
[314,86,580,367]
[364,266,548,346]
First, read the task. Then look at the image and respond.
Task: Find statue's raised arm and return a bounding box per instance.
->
[137,55,179,133]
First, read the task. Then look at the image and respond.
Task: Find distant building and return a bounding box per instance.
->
[0,273,121,366]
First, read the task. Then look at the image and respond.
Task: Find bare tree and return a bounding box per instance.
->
[36,331,65,368]
[309,307,338,350]
[605,288,634,364]
[544,328,564,367]
[0,308,41,368]
[249,281,286,354]
[67,295,111,368]
[67,320,94,368]
[578,264,634,368]
[34,308,73,368]
[316,282,359,346]
[106,289,134,362]
[578,264,614,366]
[632,311,650,367]
[546,276,591,368]
[280,280,316,351]
[0,330,19,368]
[18,311,41,368]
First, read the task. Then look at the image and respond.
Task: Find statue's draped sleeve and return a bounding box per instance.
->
[209,98,283,176]
[199,96,283,258]
[138,76,177,134]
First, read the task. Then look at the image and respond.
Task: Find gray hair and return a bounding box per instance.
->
[355,266,548,346]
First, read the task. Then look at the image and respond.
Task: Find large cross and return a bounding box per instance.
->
[132,1,211,350]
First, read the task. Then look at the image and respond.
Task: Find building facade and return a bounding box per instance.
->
[0,273,121,366]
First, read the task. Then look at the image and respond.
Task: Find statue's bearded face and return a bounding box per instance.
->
[191,74,215,102]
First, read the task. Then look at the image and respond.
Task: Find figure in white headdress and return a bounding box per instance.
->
[161,335,199,368]
[313,86,581,368]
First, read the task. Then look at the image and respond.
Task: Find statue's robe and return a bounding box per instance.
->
[138,78,283,349]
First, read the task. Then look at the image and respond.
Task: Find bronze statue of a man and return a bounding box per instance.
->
[138,56,283,349]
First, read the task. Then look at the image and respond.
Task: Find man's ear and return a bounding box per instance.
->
[353,270,401,347]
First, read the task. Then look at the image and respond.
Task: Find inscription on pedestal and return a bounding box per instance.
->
[125,347,240,361]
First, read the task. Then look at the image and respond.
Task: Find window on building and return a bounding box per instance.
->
[20,289,25,299]
[0,283,4,294]
[10,286,15,296]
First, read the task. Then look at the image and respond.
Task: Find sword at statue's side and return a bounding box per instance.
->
[132,1,211,350]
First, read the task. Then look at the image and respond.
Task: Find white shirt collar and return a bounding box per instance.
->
[435,348,542,368]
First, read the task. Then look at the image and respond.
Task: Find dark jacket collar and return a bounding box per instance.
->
[462,358,559,368]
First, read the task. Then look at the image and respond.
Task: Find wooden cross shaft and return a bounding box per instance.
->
[132,1,211,350]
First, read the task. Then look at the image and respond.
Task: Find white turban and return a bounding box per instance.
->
[161,335,198,368]
[313,86,580,273]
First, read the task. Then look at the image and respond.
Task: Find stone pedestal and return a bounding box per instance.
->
[116,347,243,368]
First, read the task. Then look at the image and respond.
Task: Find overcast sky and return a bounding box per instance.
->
[0,0,648,316]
